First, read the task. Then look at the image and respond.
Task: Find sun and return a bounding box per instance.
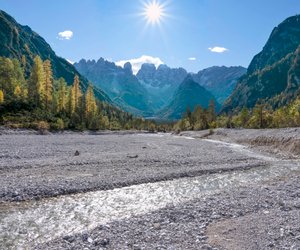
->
[143,1,165,25]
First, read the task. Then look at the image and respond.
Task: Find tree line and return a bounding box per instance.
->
[0,55,159,131]
[175,98,300,131]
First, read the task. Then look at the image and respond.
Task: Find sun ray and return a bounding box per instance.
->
[142,0,166,25]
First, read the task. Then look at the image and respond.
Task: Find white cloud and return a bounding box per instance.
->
[116,55,164,74]
[208,46,228,53]
[188,57,196,61]
[67,59,74,64]
[58,30,73,40]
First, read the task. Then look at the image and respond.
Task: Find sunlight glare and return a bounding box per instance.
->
[143,0,165,25]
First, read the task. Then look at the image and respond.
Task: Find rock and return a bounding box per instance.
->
[63,235,75,243]
[199,235,208,241]
[81,233,89,242]
[268,242,275,247]
[74,150,80,156]
[280,228,284,237]
[18,229,27,235]
[127,155,138,159]
[94,238,110,247]
[153,223,161,230]
[293,202,300,209]
[200,244,213,250]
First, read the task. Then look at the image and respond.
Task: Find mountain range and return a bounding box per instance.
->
[75,59,245,119]
[74,59,152,116]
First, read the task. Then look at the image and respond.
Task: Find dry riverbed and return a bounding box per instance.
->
[0,128,299,249]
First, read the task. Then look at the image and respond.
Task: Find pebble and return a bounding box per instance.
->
[153,223,161,230]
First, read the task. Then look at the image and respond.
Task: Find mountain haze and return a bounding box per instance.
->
[158,75,220,120]
[74,59,153,116]
[192,66,246,104]
[137,63,188,107]
[76,58,244,119]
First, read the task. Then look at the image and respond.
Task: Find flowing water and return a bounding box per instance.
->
[0,137,299,249]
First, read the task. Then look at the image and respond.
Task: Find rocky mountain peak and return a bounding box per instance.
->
[124,62,133,75]
[223,15,300,112]
[248,14,300,74]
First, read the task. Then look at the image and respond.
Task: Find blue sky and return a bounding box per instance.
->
[1,0,300,73]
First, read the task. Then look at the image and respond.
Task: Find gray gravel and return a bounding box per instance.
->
[180,127,300,158]
[37,174,300,250]
[1,128,300,249]
[0,130,265,202]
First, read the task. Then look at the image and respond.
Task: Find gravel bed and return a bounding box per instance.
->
[180,127,300,158]
[1,128,300,249]
[37,173,300,250]
[0,131,265,202]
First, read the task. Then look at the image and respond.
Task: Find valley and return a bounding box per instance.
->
[0,3,300,250]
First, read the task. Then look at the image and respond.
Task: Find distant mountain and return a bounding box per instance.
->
[223,15,300,112]
[76,57,245,118]
[192,66,246,104]
[76,59,191,116]
[74,59,153,116]
[0,10,110,102]
[136,64,246,107]
[137,63,188,88]
[136,63,188,107]
[158,75,220,120]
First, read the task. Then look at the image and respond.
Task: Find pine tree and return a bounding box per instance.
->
[12,59,27,102]
[73,75,82,109]
[0,57,26,102]
[68,75,82,115]
[207,99,216,125]
[43,60,53,110]
[248,102,268,128]
[85,84,98,129]
[0,57,14,98]
[192,105,204,130]
[85,84,97,116]
[57,78,67,112]
[29,56,45,107]
[51,90,58,114]
[239,107,249,127]
[184,106,192,122]
[68,85,75,115]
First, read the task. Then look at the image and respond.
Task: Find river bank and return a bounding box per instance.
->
[180,127,300,158]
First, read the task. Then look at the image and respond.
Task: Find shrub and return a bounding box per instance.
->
[37,121,50,134]
[50,118,64,131]
[56,118,64,130]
